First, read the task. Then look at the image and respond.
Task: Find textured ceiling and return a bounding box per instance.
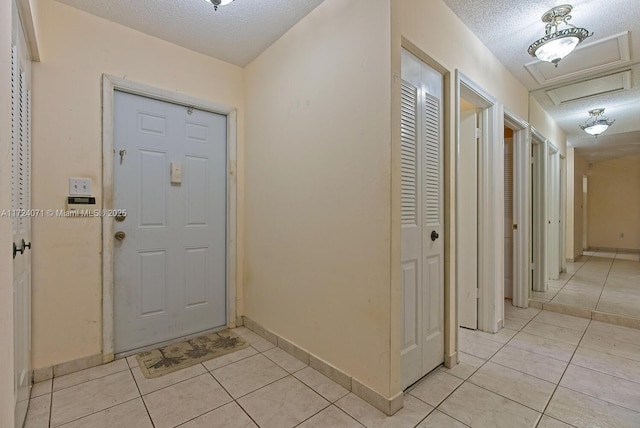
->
[57,0,325,67]
[442,0,640,162]
[58,0,639,162]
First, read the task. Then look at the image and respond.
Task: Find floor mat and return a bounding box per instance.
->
[136,330,249,379]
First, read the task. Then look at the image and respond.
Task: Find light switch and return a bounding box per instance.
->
[69,177,92,196]
[170,162,182,184]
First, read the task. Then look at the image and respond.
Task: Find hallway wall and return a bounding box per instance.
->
[244,0,394,398]
[392,0,531,374]
[529,97,567,156]
[30,0,245,369]
[588,155,640,250]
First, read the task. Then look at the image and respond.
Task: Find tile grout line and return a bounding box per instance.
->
[410,377,468,427]
[199,367,263,428]
[547,252,590,305]
[289,401,333,428]
[47,383,53,428]
[49,364,131,394]
[52,396,144,428]
[129,366,156,428]
[593,248,617,313]
[429,316,536,425]
[535,317,593,427]
[464,320,558,418]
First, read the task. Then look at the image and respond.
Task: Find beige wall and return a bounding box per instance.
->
[1,0,15,424]
[588,155,640,250]
[244,0,394,398]
[392,0,530,383]
[529,97,567,156]
[31,0,245,369]
[394,0,529,119]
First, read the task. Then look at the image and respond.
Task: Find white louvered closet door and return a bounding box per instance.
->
[400,49,444,389]
[12,4,33,427]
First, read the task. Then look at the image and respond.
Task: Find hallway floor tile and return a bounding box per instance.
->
[25,305,640,427]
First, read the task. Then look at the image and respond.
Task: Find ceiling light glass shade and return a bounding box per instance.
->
[579,108,614,137]
[527,5,592,66]
[582,123,609,136]
[532,34,579,63]
[204,0,234,10]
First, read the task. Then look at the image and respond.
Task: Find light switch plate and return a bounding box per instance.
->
[69,177,92,196]
[170,162,182,184]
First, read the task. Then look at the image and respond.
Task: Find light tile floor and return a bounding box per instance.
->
[25,309,640,427]
[532,249,640,319]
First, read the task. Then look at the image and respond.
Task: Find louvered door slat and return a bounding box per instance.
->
[401,81,418,226]
[423,94,440,226]
[18,70,26,233]
[11,46,18,234]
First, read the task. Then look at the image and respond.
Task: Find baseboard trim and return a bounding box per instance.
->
[242,316,402,415]
[529,299,640,330]
[444,351,457,369]
[33,352,104,382]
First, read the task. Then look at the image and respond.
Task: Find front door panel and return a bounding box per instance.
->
[113,91,227,353]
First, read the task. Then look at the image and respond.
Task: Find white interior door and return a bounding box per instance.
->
[504,138,513,299]
[113,91,227,354]
[458,109,478,329]
[531,137,545,292]
[400,50,444,388]
[11,3,32,425]
[547,147,560,280]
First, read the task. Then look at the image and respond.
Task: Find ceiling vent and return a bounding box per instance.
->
[546,70,632,105]
[526,32,630,86]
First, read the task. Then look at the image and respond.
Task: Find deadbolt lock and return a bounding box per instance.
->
[114,231,126,241]
[115,213,127,222]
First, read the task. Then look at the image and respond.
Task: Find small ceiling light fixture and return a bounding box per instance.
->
[204,0,234,11]
[528,4,592,67]
[579,108,615,137]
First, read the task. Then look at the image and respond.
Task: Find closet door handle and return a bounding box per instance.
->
[13,242,24,259]
[431,230,439,241]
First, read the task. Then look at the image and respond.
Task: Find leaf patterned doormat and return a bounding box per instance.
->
[136,330,249,379]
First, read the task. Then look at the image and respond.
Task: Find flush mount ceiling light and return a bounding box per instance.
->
[579,108,615,137]
[204,0,234,11]
[528,4,592,67]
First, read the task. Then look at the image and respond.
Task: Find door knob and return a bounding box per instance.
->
[21,239,31,250]
[114,231,126,241]
[13,242,24,259]
[431,230,439,241]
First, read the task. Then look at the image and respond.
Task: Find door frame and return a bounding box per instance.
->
[547,142,560,281]
[559,154,566,273]
[455,71,501,333]
[531,127,547,292]
[101,75,238,361]
[503,109,530,308]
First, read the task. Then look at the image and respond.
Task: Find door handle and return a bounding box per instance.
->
[13,241,24,259]
[114,231,126,241]
[431,230,439,241]
[21,239,31,250]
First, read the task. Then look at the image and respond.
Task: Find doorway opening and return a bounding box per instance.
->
[455,72,501,334]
